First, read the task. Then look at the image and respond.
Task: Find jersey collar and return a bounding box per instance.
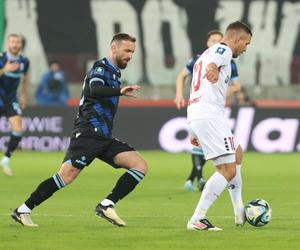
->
[6,51,20,61]
[104,57,121,78]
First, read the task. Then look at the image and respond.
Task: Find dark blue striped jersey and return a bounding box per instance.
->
[0,52,29,105]
[185,54,238,82]
[73,57,121,138]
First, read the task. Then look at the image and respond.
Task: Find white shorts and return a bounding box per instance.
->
[188,117,237,160]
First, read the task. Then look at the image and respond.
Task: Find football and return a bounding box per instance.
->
[245,199,272,227]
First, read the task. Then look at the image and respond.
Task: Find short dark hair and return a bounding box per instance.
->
[207,30,223,39]
[49,60,60,66]
[7,33,23,40]
[110,33,136,44]
[226,21,252,36]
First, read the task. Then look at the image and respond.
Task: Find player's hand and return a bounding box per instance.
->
[203,64,219,83]
[3,61,20,72]
[190,137,200,147]
[174,96,186,109]
[19,93,26,110]
[120,85,141,98]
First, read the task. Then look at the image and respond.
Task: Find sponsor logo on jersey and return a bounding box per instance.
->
[95,67,105,75]
[216,47,226,55]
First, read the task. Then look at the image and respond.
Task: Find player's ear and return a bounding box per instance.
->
[235,35,241,44]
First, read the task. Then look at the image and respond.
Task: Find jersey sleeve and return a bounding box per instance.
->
[230,60,239,81]
[88,66,107,86]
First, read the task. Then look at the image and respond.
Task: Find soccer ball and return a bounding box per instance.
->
[245,199,272,227]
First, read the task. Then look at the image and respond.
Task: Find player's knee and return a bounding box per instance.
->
[217,163,236,181]
[226,165,237,180]
[134,159,148,175]
[58,164,81,185]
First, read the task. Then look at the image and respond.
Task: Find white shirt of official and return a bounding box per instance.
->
[187,43,232,121]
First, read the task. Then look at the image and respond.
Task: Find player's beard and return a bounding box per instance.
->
[115,57,129,69]
[9,47,21,56]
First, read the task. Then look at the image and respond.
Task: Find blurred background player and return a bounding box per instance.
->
[175,30,241,191]
[0,34,29,176]
[35,61,70,106]
[11,33,148,227]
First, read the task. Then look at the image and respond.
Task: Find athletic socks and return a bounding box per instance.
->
[104,168,145,204]
[23,173,66,210]
[190,172,228,222]
[227,165,244,216]
[5,131,22,158]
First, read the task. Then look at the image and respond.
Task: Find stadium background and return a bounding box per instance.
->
[1,2,300,250]
[0,0,299,153]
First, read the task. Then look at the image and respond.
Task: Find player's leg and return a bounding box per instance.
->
[187,155,236,231]
[95,142,147,226]
[192,147,207,191]
[105,150,147,202]
[11,162,81,227]
[1,115,22,176]
[227,144,245,226]
[184,152,197,191]
[11,133,91,227]
[184,147,206,191]
[187,118,236,230]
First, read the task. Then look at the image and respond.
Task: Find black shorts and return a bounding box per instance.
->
[0,101,22,118]
[63,132,135,169]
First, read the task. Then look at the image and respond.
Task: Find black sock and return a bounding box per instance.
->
[24,173,66,210]
[106,169,145,204]
[191,153,206,181]
[187,157,197,182]
[5,132,22,157]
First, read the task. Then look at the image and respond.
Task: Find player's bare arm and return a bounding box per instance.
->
[204,63,219,83]
[19,73,29,110]
[174,69,188,109]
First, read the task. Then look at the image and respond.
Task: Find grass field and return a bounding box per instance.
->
[0,151,299,250]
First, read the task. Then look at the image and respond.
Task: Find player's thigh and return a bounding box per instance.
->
[189,118,235,160]
[63,133,101,170]
[98,138,147,174]
[235,144,243,165]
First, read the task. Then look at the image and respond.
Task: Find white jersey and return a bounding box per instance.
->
[187,43,232,121]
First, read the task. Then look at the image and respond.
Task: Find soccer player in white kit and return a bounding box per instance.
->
[186,21,252,231]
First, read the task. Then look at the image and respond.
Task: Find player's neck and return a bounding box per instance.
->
[107,56,120,71]
[7,50,20,59]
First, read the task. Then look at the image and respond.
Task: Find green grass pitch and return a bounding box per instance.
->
[0,151,300,250]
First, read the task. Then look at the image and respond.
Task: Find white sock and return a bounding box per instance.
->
[100,199,115,207]
[227,165,244,216]
[190,171,228,222]
[17,203,31,214]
